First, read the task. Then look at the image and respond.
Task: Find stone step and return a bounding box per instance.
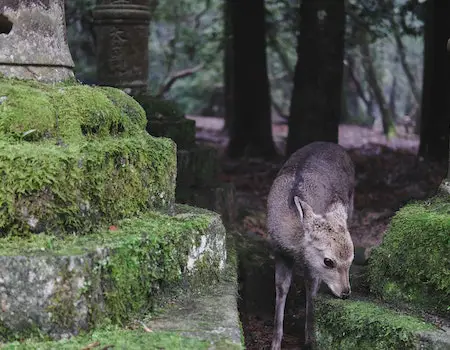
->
[0,206,227,340]
[1,253,244,349]
[316,296,450,350]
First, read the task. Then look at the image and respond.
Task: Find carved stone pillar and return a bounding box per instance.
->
[93,0,151,95]
[0,0,75,82]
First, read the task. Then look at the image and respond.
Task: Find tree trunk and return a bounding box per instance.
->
[223,0,233,133]
[286,0,345,156]
[226,0,277,159]
[419,0,450,162]
[360,33,396,137]
[391,19,421,103]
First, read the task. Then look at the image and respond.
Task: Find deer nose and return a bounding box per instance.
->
[341,289,351,299]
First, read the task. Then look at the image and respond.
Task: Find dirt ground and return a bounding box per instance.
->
[188,115,447,350]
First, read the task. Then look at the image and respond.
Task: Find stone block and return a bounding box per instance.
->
[147,118,196,150]
[177,146,220,189]
[0,207,227,340]
[176,183,236,227]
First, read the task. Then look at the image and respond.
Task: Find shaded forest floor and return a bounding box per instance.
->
[188,116,447,349]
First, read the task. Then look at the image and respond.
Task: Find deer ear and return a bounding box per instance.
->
[326,201,348,224]
[293,195,304,222]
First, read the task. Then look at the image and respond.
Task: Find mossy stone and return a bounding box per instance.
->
[367,196,450,316]
[134,93,184,120]
[316,296,436,350]
[0,77,176,236]
[0,77,147,142]
[133,93,197,149]
[0,136,176,236]
[0,207,227,340]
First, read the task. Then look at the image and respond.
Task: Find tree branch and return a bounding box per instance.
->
[346,57,370,108]
[391,19,421,102]
[157,64,204,97]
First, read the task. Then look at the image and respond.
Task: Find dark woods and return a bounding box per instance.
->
[222,0,449,163]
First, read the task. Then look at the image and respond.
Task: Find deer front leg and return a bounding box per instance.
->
[303,274,320,350]
[271,254,293,350]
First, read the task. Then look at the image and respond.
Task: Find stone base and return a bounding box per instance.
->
[0,206,227,340]
[176,183,236,227]
[0,66,74,83]
[148,118,196,150]
[177,146,220,188]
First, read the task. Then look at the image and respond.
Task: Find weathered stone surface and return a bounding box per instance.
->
[177,183,237,227]
[0,0,74,82]
[177,146,220,188]
[93,0,151,94]
[0,207,227,340]
[145,251,244,349]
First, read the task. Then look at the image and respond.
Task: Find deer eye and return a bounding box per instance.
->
[324,258,335,268]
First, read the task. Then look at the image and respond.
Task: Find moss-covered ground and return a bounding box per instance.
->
[368,195,450,317]
[2,328,212,350]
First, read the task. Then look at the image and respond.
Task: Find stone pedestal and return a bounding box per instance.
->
[135,94,237,226]
[93,0,151,95]
[0,0,74,82]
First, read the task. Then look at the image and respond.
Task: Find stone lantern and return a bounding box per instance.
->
[0,0,74,82]
[93,0,152,94]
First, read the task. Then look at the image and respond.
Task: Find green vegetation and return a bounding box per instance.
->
[316,297,436,350]
[0,78,146,142]
[0,77,177,236]
[0,209,226,338]
[368,196,450,316]
[3,328,211,350]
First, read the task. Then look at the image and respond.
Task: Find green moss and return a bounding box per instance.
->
[368,196,450,316]
[316,297,436,350]
[0,135,176,236]
[0,321,49,344]
[99,86,147,131]
[2,328,211,349]
[0,80,56,141]
[0,209,224,330]
[0,77,147,143]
